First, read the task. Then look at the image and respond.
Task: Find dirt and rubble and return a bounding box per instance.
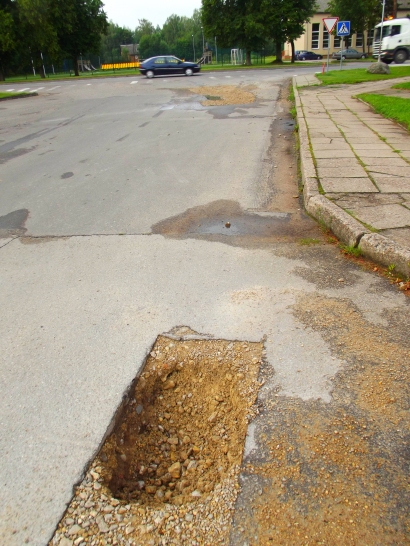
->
[50,335,263,546]
[189,85,256,106]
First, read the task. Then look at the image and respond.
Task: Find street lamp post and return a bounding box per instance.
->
[192,34,195,61]
[378,0,386,62]
[215,36,217,64]
[201,26,205,54]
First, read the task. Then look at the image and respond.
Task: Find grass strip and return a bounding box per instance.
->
[316,66,410,85]
[392,81,410,90]
[0,91,32,99]
[357,92,410,130]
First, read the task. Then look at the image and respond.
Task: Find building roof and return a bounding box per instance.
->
[315,0,410,13]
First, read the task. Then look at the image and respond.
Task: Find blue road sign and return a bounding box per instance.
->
[337,21,350,36]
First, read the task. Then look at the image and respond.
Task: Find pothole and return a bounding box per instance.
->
[189,85,256,106]
[50,334,264,546]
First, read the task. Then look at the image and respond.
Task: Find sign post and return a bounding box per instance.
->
[323,17,339,72]
[337,21,351,70]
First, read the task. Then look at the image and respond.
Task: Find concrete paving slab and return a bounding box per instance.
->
[372,177,410,193]
[368,166,410,176]
[316,158,361,168]
[351,204,410,229]
[314,150,354,158]
[311,143,350,150]
[321,178,378,193]
[353,143,401,150]
[309,131,343,138]
[355,149,401,158]
[381,227,410,248]
[361,158,409,167]
[317,167,368,178]
[310,138,345,144]
[329,193,403,208]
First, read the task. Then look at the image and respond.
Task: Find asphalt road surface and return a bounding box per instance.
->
[0,66,408,545]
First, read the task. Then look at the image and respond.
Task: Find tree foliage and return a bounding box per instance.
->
[202,0,316,64]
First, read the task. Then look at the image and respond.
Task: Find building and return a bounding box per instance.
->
[286,0,410,58]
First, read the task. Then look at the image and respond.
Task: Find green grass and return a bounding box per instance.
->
[316,66,410,85]
[0,91,32,99]
[340,244,362,257]
[392,81,410,90]
[357,92,410,130]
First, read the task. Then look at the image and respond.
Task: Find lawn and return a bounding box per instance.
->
[357,93,410,130]
[392,81,410,90]
[316,66,410,85]
[0,91,32,99]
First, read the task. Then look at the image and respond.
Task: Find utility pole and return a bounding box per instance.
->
[378,0,386,62]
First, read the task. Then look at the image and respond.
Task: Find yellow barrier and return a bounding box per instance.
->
[101,62,140,70]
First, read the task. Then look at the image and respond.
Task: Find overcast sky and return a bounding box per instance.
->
[102,0,202,29]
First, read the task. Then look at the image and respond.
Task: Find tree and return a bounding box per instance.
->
[17,0,61,77]
[261,0,317,63]
[135,18,155,42]
[202,0,266,65]
[0,0,16,80]
[58,0,108,76]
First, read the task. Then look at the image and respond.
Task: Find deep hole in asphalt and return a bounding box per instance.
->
[51,330,264,545]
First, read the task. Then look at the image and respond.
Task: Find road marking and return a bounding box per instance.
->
[225,75,231,78]
[31,87,45,92]
[131,81,138,84]
[209,76,216,79]
[48,86,61,91]
[6,89,15,92]
[87,83,92,86]
[16,88,30,92]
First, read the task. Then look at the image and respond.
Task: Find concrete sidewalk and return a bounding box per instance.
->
[294,73,410,277]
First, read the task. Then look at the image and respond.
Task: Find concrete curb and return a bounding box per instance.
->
[293,77,410,278]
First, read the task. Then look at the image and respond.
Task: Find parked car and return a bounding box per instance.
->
[297,51,323,60]
[295,50,308,58]
[332,48,367,60]
[139,56,201,78]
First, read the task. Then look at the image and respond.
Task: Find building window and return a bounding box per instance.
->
[334,35,341,48]
[312,23,320,49]
[323,26,329,48]
[356,32,363,47]
[367,32,373,46]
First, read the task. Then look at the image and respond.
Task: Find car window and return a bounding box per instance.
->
[154,57,166,65]
[391,25,401,36]
[167,57,180,64]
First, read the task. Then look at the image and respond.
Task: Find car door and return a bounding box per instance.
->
[165,56,182,75]
[153,57,167,75]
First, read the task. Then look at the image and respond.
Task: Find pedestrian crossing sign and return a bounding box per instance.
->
[337,21,350,36]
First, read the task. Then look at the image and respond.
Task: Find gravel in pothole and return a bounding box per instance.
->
[50,336,263,546]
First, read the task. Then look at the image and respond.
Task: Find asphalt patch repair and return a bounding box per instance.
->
[189,85,256,106]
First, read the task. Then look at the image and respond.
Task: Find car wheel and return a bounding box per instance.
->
[318,55,323,60]
[383,59,392,64]
[342,55,346,60]
[361,54,366,59]
[146,70,154,78]
[185,68,193,76]
[394,50,407,64]
[301,57,306,61]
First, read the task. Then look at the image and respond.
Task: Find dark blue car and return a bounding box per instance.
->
[297,51,323,61]
[139,56,201,78]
